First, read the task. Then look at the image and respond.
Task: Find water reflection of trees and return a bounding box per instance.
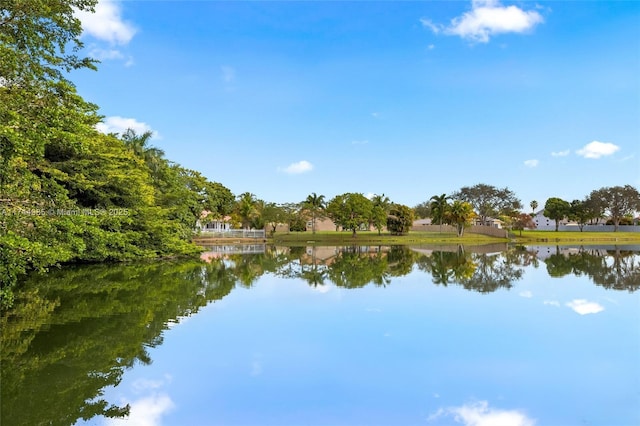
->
[271,246,419,289]
[543,247,640,292]
[1,260,239,426]
[414,246,535,293]
[3,244,637,425]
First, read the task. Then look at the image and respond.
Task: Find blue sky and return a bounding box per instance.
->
[73,0,640,208]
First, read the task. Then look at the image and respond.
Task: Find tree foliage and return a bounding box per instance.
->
[543,197,570,231]
[326,193,373,236]
[512,213,536,236]
[589,185,640,232]
[452,183,522,225]
[568,199,592,231]
[0,1,239,308]
[370,194,391,235]
[386,203,414,235]
[413,201,431,219]
[445,200,475,237]
[302,192,326,234]
[429,193,450,231]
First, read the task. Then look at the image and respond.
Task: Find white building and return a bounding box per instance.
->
[532,210,571,231]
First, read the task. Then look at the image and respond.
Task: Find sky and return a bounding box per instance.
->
[72,0,640,209]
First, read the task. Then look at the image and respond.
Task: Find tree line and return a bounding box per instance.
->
[412,183,640,234]
[2,2,639,309]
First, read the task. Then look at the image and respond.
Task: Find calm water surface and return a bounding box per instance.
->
[2,244,639,426]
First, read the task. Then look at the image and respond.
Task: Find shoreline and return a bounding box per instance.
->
[193,230,640,247]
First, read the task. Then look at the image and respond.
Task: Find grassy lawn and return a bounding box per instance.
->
[512,230,640,244]
[268,230,640,246]
[270,230,505,246]
[196,230,640,246]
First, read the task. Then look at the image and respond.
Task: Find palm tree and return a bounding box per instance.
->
[371,193,391,234]
[235,192,258,229]
[430,193,450,232]
[530,200,538,215]
[303,192,326,234]
[447,200,475,237]
[120,128,165,174]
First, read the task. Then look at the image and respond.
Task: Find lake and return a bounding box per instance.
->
[2,244,639,426]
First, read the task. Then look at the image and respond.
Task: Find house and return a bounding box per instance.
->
[532,210,571,231]
[195,210,232,232]
[473,217,504,228]
[531,209,609,231]
[306,217,339,232]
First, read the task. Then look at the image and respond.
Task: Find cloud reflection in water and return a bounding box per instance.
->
[429,400,536,426]
[566,299,605,315]
[105,376,175,426]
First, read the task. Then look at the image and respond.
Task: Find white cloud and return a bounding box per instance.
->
[429,400,536,426]
[371,112,381,119]
[76,0,136,45]
[420,18,443,34]
[524,159,539,168]
[566,299,604,315]
[311,284,331,294]
[519,290,533,298]
[278,160,313,174]
[96,116,159,138]
[543,300,560,307]
[422,0,544,43]
[576,141,620,159]
[89,47,124,60]
[551,149,570,157]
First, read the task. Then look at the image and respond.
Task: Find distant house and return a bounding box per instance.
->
[413,218,433,226]
[531,209,571,231]
[306,217,338,232]
[473,217,503,228]
[531,209,609,230]
[195,211,232,232]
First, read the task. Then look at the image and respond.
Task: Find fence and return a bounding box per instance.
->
[410,224,509,238]
[197,229,266,239]
[554,225,640,232]
[200,244,266,255]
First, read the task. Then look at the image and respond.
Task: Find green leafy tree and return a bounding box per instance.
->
[589,185,640,231]
[429,193,450,232]
[120,129,165,176]
[445,200,475,237]
[544,197,571,231]
[568,199,592,232]
[413,201,432,219]
[452,183,522,226]
[325,193,373,236]
[386,203,415,235]
[261,202,286,234]
[234,192,258,229]
[0,0,99,193]
[370,193,391,235]
[584,192,606,224]
[278,203,305,232]
[302,192,326,234]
